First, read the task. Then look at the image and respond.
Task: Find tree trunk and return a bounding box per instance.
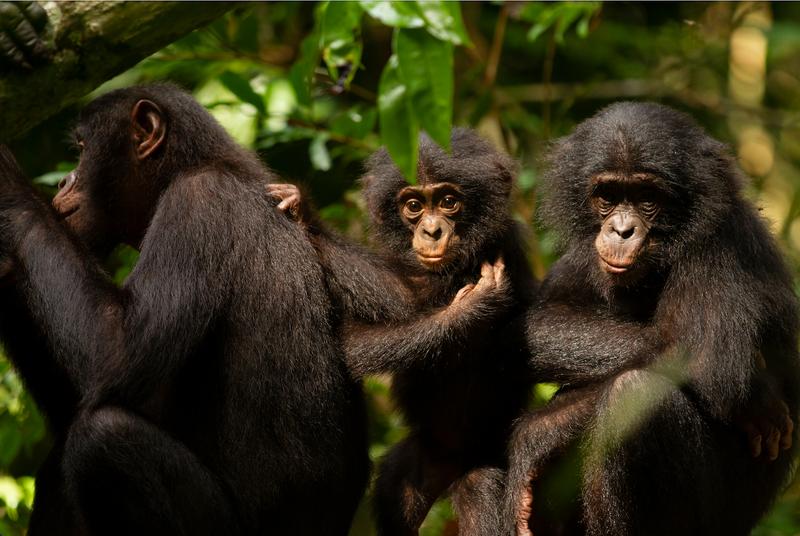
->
[0,1,235,142]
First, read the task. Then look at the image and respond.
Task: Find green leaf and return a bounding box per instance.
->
[378,55,418,182]
[310,134,332,171]
[319,1,363,87]
[289,31,320,108]
[359,0,424,28]
[218,71,267,116]
[330,106,377,139]
[395,28,453,151]
[416,0,471,46]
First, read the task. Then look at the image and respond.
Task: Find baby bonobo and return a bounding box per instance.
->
[502,102,798,535]
[269,129,537,536]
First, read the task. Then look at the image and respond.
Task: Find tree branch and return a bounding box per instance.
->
[0,1,236,142]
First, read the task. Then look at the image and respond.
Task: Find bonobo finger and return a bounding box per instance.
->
[745,425,762,458]
[516,481,534,536]
[21,1,48,32]
[493,257,506,287]
[452,284,475,305]
[0,3,24,31]
[12,16,43,57]
[781,415,794,450]
[0,33,27,68]
[766,428,781,461]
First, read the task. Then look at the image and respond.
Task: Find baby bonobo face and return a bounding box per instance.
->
[397,182,464,270]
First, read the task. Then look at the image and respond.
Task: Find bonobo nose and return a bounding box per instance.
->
[609,214,636,240]
[423,226,442,240]
[421,218,442,241]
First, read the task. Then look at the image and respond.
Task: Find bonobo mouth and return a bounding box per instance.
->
[57,206,80,221]
[417,254,445,267]
[599,256,635,275]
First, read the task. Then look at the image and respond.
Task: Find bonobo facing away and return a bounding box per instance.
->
[0,85,368,535]
[503,102,799,535]
[270,129,537,535]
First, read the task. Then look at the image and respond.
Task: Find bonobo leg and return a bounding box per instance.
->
[505,385,602,536]
[28,446,85,536]
[374,435,460,536]
[582,368,790,536]
[64,407,239,536]
[451,466,505,536]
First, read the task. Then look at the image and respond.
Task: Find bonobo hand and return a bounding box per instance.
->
[266,183,311,224]
[0,1,50,70]
[450,257,508,309]
[736,361,794,461]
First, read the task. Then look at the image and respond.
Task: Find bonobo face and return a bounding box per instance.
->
[397,182,463,270]
[52,99,166,256]
[591,172,664,279]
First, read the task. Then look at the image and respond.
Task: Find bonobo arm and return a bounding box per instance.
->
[526,255,663,386]
[268,183,413,323]
[659,236,798,433]
[343,260,511,377]
[0,151,226,406]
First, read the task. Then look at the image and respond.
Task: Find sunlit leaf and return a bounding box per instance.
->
[218,71,267,116]
[378,55,418,182]
[310,134,332,171]
[359,0,424,28]
[395,28,453,151]
[413,0,471,46]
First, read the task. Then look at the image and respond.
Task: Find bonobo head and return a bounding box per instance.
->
[542,102,743,288]
[52,84,241,256]
[363,128,517,272]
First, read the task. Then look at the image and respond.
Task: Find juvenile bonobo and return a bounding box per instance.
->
[0,84,368,535]
[503,102,799,535]
[269,129,537,536]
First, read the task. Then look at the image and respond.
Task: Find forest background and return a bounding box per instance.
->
[2,2,800,534]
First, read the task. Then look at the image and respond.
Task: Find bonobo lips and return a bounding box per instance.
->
[418,254,445,265]
[57,206,79,220]
[600,256,634,274]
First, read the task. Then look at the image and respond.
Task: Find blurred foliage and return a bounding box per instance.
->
[4,1,800,534]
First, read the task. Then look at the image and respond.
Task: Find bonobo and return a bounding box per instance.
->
[503,102,799,535]
[0,84,368,535]
[270,129,537,535]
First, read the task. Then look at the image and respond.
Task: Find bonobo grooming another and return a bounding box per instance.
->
[270,129,537,535]
[0,84,368,535]
[503,102,799,535]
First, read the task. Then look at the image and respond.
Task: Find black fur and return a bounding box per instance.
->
[0,84,368,535]
[344,130,537,535]
[503,102,800,535]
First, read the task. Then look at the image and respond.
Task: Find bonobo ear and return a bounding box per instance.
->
[131,99,166,160]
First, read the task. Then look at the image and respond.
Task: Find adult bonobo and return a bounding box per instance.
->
[503,102,799,535]
[270,129,538,535]
[0,84,368,535]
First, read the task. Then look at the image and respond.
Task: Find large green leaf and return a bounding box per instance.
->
[218,71,267,116]
[358,0,424,28]
[395,28,453,151]
[289,31,320,108]
[378,55,418,182]
[319,1,363,87]
[415,0,471,46]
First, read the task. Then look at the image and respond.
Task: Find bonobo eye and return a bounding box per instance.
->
[404,199,424,217]
[440,195,460,212]
[595,196,614,216]
[640,201,659,219]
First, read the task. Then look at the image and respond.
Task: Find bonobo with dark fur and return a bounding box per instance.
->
[0,84,368,535]
[502,102,800,535]
[270,129,537,535]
